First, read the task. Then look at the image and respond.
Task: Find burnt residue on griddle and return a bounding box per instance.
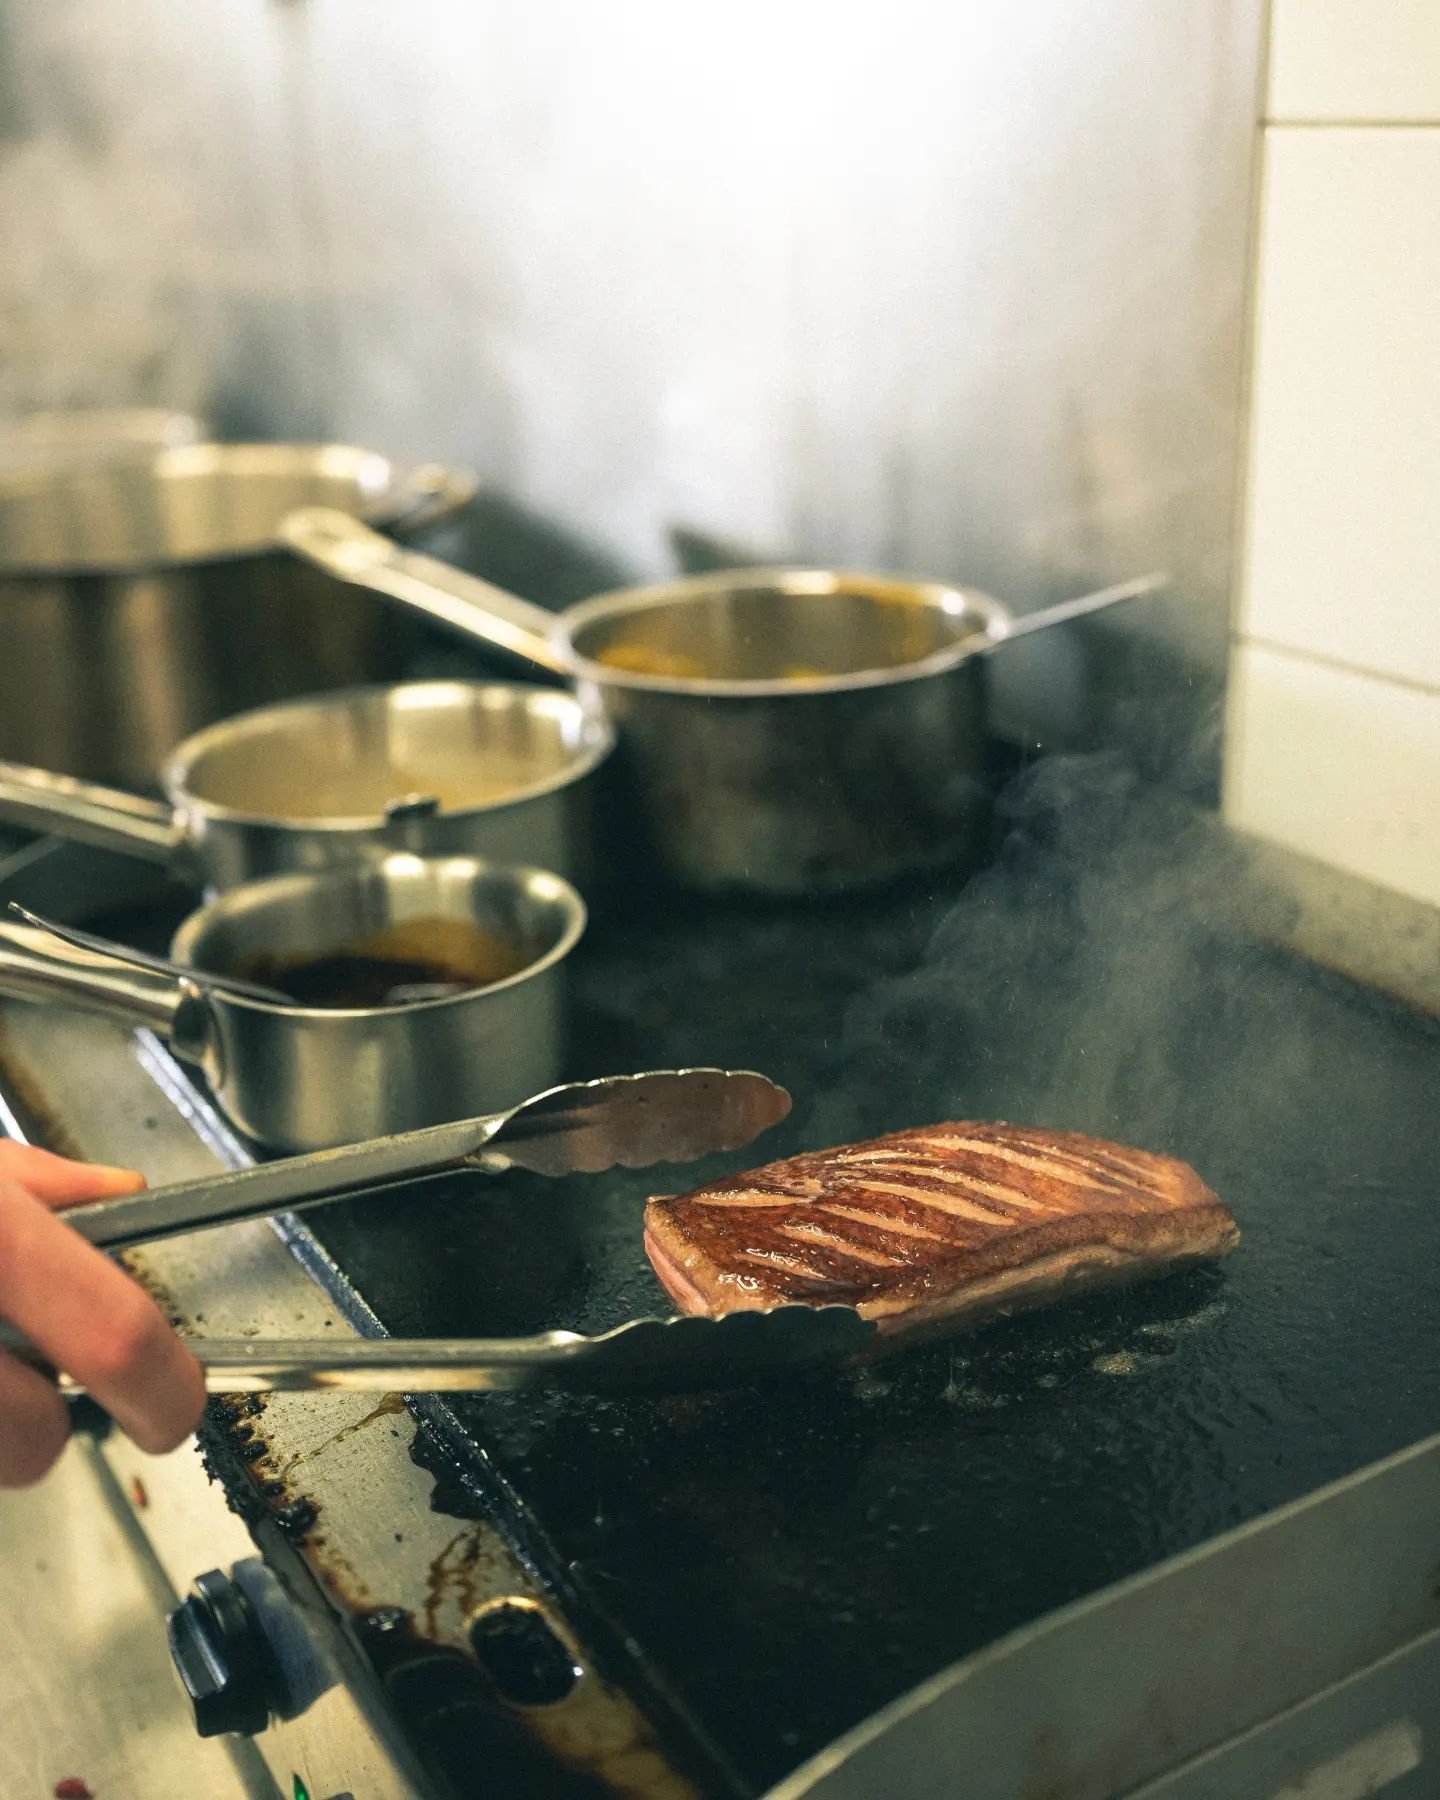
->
[115,1250,185,1318]
[365,1601,704,1799]
[271,1495,320,1538]
[214,1393,266,1422]
[194,1402,270,1526]
[193,1391,328,1537]
[353,1608,617,1799]
[200,1386,407,1555]
[265,1392,410,1490]
[402,1417,726,1797]
[421,1523,491,1638]
[408,1416,491,1521]
[467,1600,581,1707]
[355,1604,416,1670]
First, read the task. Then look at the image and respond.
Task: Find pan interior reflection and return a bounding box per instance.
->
[179,683,603,822]
[236,916,536,1009]
[574,580,987,686]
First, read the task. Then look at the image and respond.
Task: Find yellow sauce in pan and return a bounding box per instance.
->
[594,646,838,683]
[594,644,708,679]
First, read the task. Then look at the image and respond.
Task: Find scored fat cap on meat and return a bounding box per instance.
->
[643,1121,1238,1343]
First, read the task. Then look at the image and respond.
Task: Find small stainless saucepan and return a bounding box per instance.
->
[282,509,1164,895]
[0,680,612,894]
[0,854,586,1152]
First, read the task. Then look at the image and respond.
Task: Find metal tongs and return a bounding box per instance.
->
[14,1069,876,1393]
[41,1310,873,1397]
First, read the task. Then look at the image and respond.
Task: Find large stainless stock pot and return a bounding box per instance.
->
[0,443,474,787]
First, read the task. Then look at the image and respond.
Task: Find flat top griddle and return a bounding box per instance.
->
[285,766,1440,1796]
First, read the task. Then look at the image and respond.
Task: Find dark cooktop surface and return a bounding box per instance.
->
[299,763,1440,1796]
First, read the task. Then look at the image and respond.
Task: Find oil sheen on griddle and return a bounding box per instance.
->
[241,918,534,1009]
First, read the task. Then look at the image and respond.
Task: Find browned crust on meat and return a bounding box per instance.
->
[643,1121,1238,1327]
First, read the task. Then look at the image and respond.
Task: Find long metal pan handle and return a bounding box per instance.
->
[280,506,571,679]
[0,761,182,865]
[0,922,192,1043]
[56,1068,793,1253]
[6,902,290,1006]
[988,572,1170,649]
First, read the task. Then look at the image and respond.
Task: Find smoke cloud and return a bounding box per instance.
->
[797,746,1309,1189]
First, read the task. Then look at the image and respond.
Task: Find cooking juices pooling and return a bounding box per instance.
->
[239,917,534,1009]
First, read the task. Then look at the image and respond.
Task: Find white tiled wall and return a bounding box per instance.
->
[1229,643,1440,907]
[1268,0,1440,122]
[1224,1,1440,910]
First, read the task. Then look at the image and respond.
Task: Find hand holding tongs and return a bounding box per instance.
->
[15,1069,876,1392]
[60,1067,792,1251]
[29,1308,874,1396]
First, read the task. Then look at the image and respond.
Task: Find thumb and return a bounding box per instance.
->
[0,1141,146,1208]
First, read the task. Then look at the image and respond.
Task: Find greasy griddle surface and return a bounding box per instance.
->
[304,776,1440,1795]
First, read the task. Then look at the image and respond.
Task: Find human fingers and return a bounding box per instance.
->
[0,1178,203,1453]
[0,1140,145,1208]
[0,1346,72,1486]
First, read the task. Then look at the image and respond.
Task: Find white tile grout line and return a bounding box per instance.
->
[1264,118,1440,130]
[1231,633,1440,703]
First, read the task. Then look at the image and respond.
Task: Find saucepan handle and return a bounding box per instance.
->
[978,572,1171,652]
[0,762,183,865]
[279,506,572,679]
[0,922,192,1042]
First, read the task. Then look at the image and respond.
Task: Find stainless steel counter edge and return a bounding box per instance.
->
[765,1432,1440,1800]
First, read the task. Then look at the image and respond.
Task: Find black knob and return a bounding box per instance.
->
[166,1568,274,1737]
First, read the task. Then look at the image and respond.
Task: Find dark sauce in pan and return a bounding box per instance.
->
[238,917,536,1010]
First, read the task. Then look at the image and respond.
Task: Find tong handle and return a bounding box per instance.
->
[3,1332,586,1394]
[59,1067,792,1251]
[2,1301,873,1396]
[59,1115,494,1251]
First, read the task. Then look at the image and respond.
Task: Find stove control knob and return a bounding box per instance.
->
[167,1567,275,1737]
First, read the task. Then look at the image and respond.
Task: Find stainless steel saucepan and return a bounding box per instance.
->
[282,509,1165,895]
[0,680,612,894]
[0,853,586,1152]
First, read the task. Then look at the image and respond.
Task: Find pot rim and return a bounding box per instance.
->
[0,443,473,576]
[561,567,1013,699]
[162,680,614,832]
[169,853,588,1021]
